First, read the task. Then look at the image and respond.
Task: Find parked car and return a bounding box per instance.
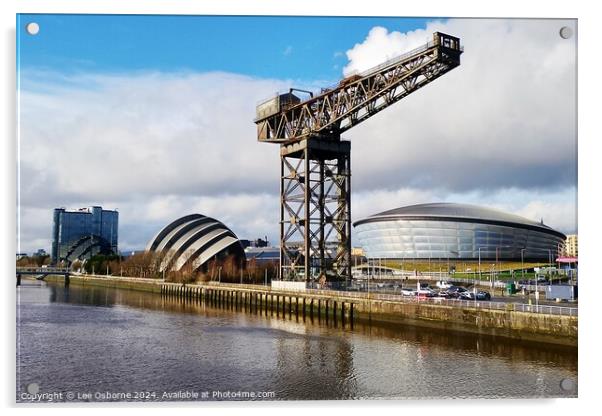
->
[460,290,491,301]
[445,286,467,298]
[434,291,451,299]
[417,288,437,297]
[476,290,491,300]
[400,288,417,297]
[436,280,453,289]
[459,291,474,300]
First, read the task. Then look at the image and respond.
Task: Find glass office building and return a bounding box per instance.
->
[353,203,566,261]
[51,206,118,264]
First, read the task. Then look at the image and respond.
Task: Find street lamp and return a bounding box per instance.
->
[477,247,487,287]
[494,245,513,290]
[523,247,553,310]
[521,248,526,282]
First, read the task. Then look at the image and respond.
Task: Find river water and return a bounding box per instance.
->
[16,280,577,402]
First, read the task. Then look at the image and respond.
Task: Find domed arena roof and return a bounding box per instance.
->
[146,214,245,272]
[354,202,565,238]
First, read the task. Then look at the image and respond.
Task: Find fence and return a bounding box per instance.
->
[61,275,578,317]
[302,287,578,317]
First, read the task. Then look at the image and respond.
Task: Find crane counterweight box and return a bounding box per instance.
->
[256,92,300,121]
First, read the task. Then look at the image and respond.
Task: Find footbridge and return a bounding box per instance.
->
[16,267,70,286]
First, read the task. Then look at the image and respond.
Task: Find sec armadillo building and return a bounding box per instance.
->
[353,203,566,261]
[146,214,245,272]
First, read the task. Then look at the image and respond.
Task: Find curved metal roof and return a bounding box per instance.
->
[353,202,566,238]
[146,214,245,272]
[64,235,113,263]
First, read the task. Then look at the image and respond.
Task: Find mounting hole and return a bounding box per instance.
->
[26,22,40,35]
[27,382,40,394]
[560,378,575,391]
[559,26,572,39]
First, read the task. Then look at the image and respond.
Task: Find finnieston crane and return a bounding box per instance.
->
[254,32,463,283]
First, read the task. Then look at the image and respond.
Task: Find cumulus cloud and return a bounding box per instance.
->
[344,19,576,195]
[17,18,578,253]
[18,71,289,252]
[19,71,288,204]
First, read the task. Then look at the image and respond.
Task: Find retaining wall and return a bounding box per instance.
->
[41,275,577,347]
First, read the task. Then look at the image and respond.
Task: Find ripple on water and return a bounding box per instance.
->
[16,283,577,401]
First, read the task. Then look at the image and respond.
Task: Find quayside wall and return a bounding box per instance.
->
[41,275,577,347]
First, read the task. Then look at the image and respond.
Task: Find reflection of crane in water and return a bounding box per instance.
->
[254,32,463,283]
[271,320,357,399]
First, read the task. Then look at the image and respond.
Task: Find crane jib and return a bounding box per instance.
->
[255,32,462,144]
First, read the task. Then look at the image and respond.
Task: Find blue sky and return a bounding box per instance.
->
[17,14,433,80]
[16,16,577,252]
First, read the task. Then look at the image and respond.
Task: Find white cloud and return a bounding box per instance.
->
[344,19,577,194]
[17,18,578,253]
[19,71,288,205]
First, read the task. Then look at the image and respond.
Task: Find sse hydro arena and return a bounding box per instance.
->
[353,203,566,262]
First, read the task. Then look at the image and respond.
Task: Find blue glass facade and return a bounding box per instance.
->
[51,206,118,263]
[353,203,566,262]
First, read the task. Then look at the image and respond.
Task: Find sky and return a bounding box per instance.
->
[16,14,578,253]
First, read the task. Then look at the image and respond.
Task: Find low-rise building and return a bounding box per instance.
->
[565,234,578,258]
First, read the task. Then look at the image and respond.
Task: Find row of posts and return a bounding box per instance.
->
[161,284,354,326]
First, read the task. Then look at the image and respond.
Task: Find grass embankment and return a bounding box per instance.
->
[371,260,565,281]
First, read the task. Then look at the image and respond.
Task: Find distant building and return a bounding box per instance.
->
[34,249,47,257]
[240,237,270,249]
[354,203,566,261]
[146,214,245,273]
[16,253,27,260]
[565,234,578,257]
[245,246,279,264]
[51,206,118,264]
[351,247,365,257]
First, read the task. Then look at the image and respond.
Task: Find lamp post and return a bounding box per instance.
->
[494,245,513,290]
[477,247,486,288]
[478,247,481,287]
[521,248,526,282]
[525,247,553,309]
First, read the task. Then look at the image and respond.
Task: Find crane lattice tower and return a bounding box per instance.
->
[254,32,463,283]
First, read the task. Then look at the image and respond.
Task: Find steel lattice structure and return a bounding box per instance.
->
[255,32,463,283]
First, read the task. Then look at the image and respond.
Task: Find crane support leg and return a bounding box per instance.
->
[279,137,351,283]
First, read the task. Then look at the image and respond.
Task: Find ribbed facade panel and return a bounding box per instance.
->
[147,214,245,272]
[353,203,566,261]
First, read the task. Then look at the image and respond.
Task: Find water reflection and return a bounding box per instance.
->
[16,280,577,401]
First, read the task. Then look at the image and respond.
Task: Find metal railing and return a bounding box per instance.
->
[53,275,578,317]
[16,266,70,274]
[302,287,578,317]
